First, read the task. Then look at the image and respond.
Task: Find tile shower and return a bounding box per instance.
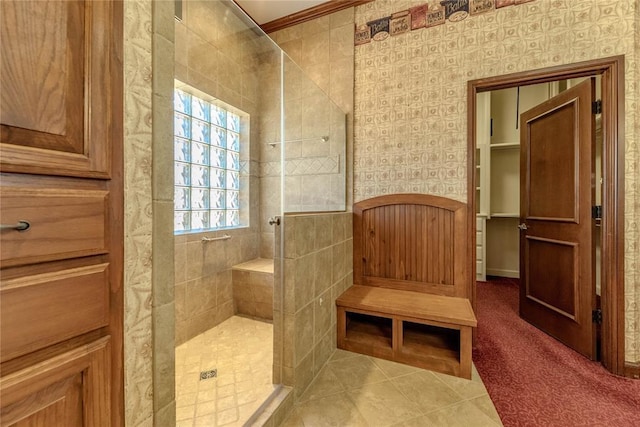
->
[172,0,351,425]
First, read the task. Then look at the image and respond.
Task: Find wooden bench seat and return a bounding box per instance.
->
[337,285,477,379]
[340,194,476,379]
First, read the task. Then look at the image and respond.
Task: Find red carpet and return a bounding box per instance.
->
[473,278,640,427]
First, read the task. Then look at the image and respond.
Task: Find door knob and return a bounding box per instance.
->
[517,223,528,230]
[268,216,281,226]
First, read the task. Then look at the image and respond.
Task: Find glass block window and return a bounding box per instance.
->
[174,88,244,232]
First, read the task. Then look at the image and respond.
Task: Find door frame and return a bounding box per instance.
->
[467,56,625,376]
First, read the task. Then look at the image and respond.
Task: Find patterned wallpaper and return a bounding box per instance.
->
[123,0,154,425]
[353,0,639,362]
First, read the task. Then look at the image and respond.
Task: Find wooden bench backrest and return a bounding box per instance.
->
[353,194,469,298]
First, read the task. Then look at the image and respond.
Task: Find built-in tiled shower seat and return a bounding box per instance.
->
[232,258,273,320]
[337,193,477,379]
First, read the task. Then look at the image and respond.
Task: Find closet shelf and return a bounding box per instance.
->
[491,142,520,149]
[490,213,519,218]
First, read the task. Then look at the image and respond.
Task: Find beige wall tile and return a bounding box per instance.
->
[294,302,314,364]
[174,241,187,285]
[294,216,316,257]
[302,15,330,38]
[215,301,235,325]
[185,278,213,315]
[187,309,217,338]
[283,258,296,314]
[153,202,175,307]
[331,241,347,283]
[330,8,354,29]
[187,32,219,80]
[283,313,295,369]
[185,68,218,98]
[186,1,220,45]
[153,302,176,411]
[314,248,333,298]
[216,270,234,305]
[313,289,332,340]
[329,24,354,63]
[280,211,354,404]
[253,281,273,304]
[175,282,187,321]
[313,330,335,376]
[255,302,273,320]
[294,352,315,401]
[236,299,257,317]
[185,241,203,281]
[295,254,316,310]
[175,22,188,67]
[234,280,253,302]
[155,402,176,427]
[331,214,346,243]
[301,33,330,67]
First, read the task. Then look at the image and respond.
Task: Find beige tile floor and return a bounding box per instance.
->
[175,315,502,427]
[175,315,276,427]
[282,350,503,427]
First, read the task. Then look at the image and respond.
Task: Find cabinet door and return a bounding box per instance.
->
[0,337,111,426]
[0,0,116,178]
[0,1,123,425]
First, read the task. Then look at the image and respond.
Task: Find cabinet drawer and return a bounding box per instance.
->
[476,217,484,231]
[0,187,108,267]
[0,263,109,362]
[476,246,483,261]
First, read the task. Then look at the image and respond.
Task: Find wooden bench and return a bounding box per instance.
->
[337,285,477,379]
[336,194,477,379]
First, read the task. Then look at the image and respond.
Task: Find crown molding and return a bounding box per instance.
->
[258,0,373,34]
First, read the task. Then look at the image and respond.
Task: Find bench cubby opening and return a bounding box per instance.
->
[345,311,393,350]
[401,321,460,362]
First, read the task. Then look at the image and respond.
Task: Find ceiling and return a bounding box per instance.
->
[234,0,326,25]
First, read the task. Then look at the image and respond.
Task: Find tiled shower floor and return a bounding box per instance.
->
[175,316,275,426]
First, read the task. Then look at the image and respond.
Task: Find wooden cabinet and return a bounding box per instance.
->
[1,337,111,426]
[0,0,115,178]
[0,1,123,425]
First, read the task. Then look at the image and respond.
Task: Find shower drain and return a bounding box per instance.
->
[200,369,217,380]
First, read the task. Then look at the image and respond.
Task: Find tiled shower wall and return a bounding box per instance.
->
[260,8,357,259]
[270,8,356,215]
[173,0,273,345]
[274,212,354,400]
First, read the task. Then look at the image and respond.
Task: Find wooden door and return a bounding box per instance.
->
[0,0,123,425]
[519,78,596,359]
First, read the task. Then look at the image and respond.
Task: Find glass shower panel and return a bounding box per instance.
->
[173,0,285,425]
[282,54,347,213]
